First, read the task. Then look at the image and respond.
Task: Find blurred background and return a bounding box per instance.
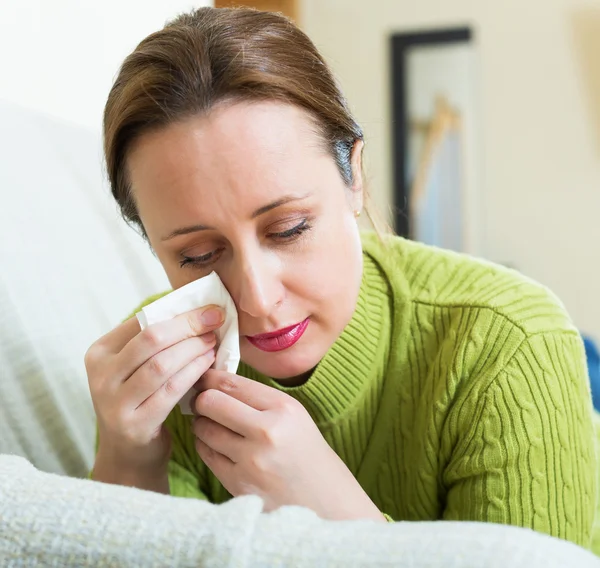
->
[1,0,599,475]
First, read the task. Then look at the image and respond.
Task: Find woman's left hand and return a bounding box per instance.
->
[190,369,386,521]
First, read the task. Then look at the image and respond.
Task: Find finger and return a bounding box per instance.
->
[194,436,235,479]
[194,388,261,436]
[121,333,216,406]
[197,370,283,411]
[94,316,141,354]
[192,416,244,462]
[116,305,224,383]
[136,348,216,424]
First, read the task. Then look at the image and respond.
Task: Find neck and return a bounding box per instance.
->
[273,368,315,387]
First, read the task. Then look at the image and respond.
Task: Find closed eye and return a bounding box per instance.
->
[179,219,312,270]
[269,219,311,240]
[179,249,222,268]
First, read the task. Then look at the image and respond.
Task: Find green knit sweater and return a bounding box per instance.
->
[137,233,597,548]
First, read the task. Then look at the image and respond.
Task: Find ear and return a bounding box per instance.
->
[349,139,364,215]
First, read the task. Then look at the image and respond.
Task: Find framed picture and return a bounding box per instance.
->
[390,28,479,253]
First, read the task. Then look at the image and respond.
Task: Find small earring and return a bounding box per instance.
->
[354,210,361,218]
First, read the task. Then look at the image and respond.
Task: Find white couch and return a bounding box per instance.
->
[2,453,599,568]
[0,100,169,477]
[1,101,597,567]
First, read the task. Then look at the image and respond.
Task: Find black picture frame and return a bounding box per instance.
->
[390,27,473,237]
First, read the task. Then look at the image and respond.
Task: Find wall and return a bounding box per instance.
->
[0,0,210,132]
[2,0,598,338]
[302,0,600,340]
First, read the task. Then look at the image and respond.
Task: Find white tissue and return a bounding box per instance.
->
[136,271,240,415]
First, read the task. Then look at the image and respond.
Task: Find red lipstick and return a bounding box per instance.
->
[246,319,309,352]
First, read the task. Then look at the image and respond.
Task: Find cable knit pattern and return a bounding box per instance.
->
[131,233,596,549]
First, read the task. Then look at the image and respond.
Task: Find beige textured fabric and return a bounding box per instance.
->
[1,455,598,568]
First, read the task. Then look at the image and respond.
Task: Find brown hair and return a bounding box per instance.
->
[103,6,385,237]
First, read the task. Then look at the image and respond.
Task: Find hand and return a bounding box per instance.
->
[86,305,223,489]
[191,370,386,521]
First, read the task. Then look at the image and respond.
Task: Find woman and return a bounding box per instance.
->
[87,6,596,546]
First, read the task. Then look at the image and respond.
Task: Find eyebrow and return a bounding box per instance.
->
[161,194,310,241]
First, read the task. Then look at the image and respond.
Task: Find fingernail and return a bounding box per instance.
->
[203,332,217,344]
[201,308,223,326]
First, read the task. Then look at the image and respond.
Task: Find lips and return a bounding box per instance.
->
[246,319,310,352]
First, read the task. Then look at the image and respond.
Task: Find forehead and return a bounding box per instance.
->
[126,101,336,235]
[128,101,325,188]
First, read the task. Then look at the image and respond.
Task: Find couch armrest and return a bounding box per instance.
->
[0,455,597,567]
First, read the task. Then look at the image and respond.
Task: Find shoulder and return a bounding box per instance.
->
[361,232,576,338]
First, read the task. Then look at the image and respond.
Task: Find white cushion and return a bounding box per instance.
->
[0,101,169,476]
[1,455,598,568]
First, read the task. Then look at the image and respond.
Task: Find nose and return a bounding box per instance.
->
[231,248,284,319]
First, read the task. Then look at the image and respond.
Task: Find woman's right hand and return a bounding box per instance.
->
[86,305,224,491]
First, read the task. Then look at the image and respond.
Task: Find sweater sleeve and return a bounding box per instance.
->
[442,331,597,548]
[164,408,211,500]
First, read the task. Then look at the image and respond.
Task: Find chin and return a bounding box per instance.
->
[241,344,322,380]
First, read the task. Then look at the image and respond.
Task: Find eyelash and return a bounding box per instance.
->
[269,219,311,240]
[179,219,312,269]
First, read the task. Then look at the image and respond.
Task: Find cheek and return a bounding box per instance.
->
[281,215,362,311]
[158,260,193,290]
[154,250,204,291]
